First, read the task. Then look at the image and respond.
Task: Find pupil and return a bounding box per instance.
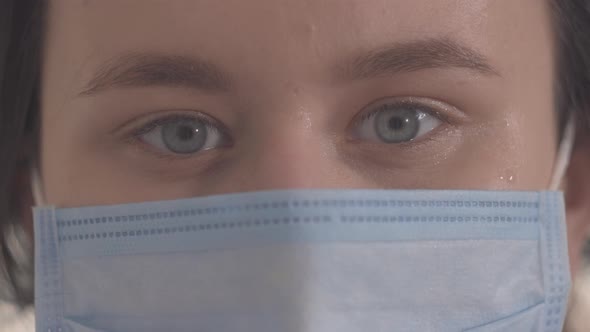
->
[176,125,195,141]
[388,117,406,130]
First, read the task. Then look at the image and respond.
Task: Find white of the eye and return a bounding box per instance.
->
[141,122,224,154]
[355,110,442,142]
[414,112,441,138]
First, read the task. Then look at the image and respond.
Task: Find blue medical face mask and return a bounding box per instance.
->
[33,121,576,332]
[34,190,570,332]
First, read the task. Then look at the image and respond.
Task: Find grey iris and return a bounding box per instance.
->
[161,118,207,154]
[375,107,420,143]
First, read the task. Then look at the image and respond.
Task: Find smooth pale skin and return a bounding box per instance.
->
[26,0,590,275]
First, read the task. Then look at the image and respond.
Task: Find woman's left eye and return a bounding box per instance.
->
[137,115,229,155]
[352,102,443,144]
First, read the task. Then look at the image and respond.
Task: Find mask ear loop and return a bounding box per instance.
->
[549,116,576,191]
[30,166,45,207]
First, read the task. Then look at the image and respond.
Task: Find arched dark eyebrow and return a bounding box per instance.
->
[337,38,500,81]
[79,53,233,96]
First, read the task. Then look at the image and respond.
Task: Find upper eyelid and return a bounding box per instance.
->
[354,99,448,125]
[129,112,227,138]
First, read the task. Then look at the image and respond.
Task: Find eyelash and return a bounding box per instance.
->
[132,114,220,136]
[355,100,447,126]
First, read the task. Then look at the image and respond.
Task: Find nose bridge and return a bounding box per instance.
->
[245,111,331,189]
[230,82,366,192]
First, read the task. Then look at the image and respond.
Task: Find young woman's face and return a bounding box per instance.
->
[40,1,557,202]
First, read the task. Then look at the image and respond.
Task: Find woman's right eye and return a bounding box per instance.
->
[136,114,230,156]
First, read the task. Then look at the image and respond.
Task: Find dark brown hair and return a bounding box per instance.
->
[0,0,589,306]
[0,0,43,306]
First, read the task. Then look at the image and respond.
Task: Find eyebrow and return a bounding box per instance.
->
[338,38,500,81]
[79,53,232,96]
[80,38,497,96]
